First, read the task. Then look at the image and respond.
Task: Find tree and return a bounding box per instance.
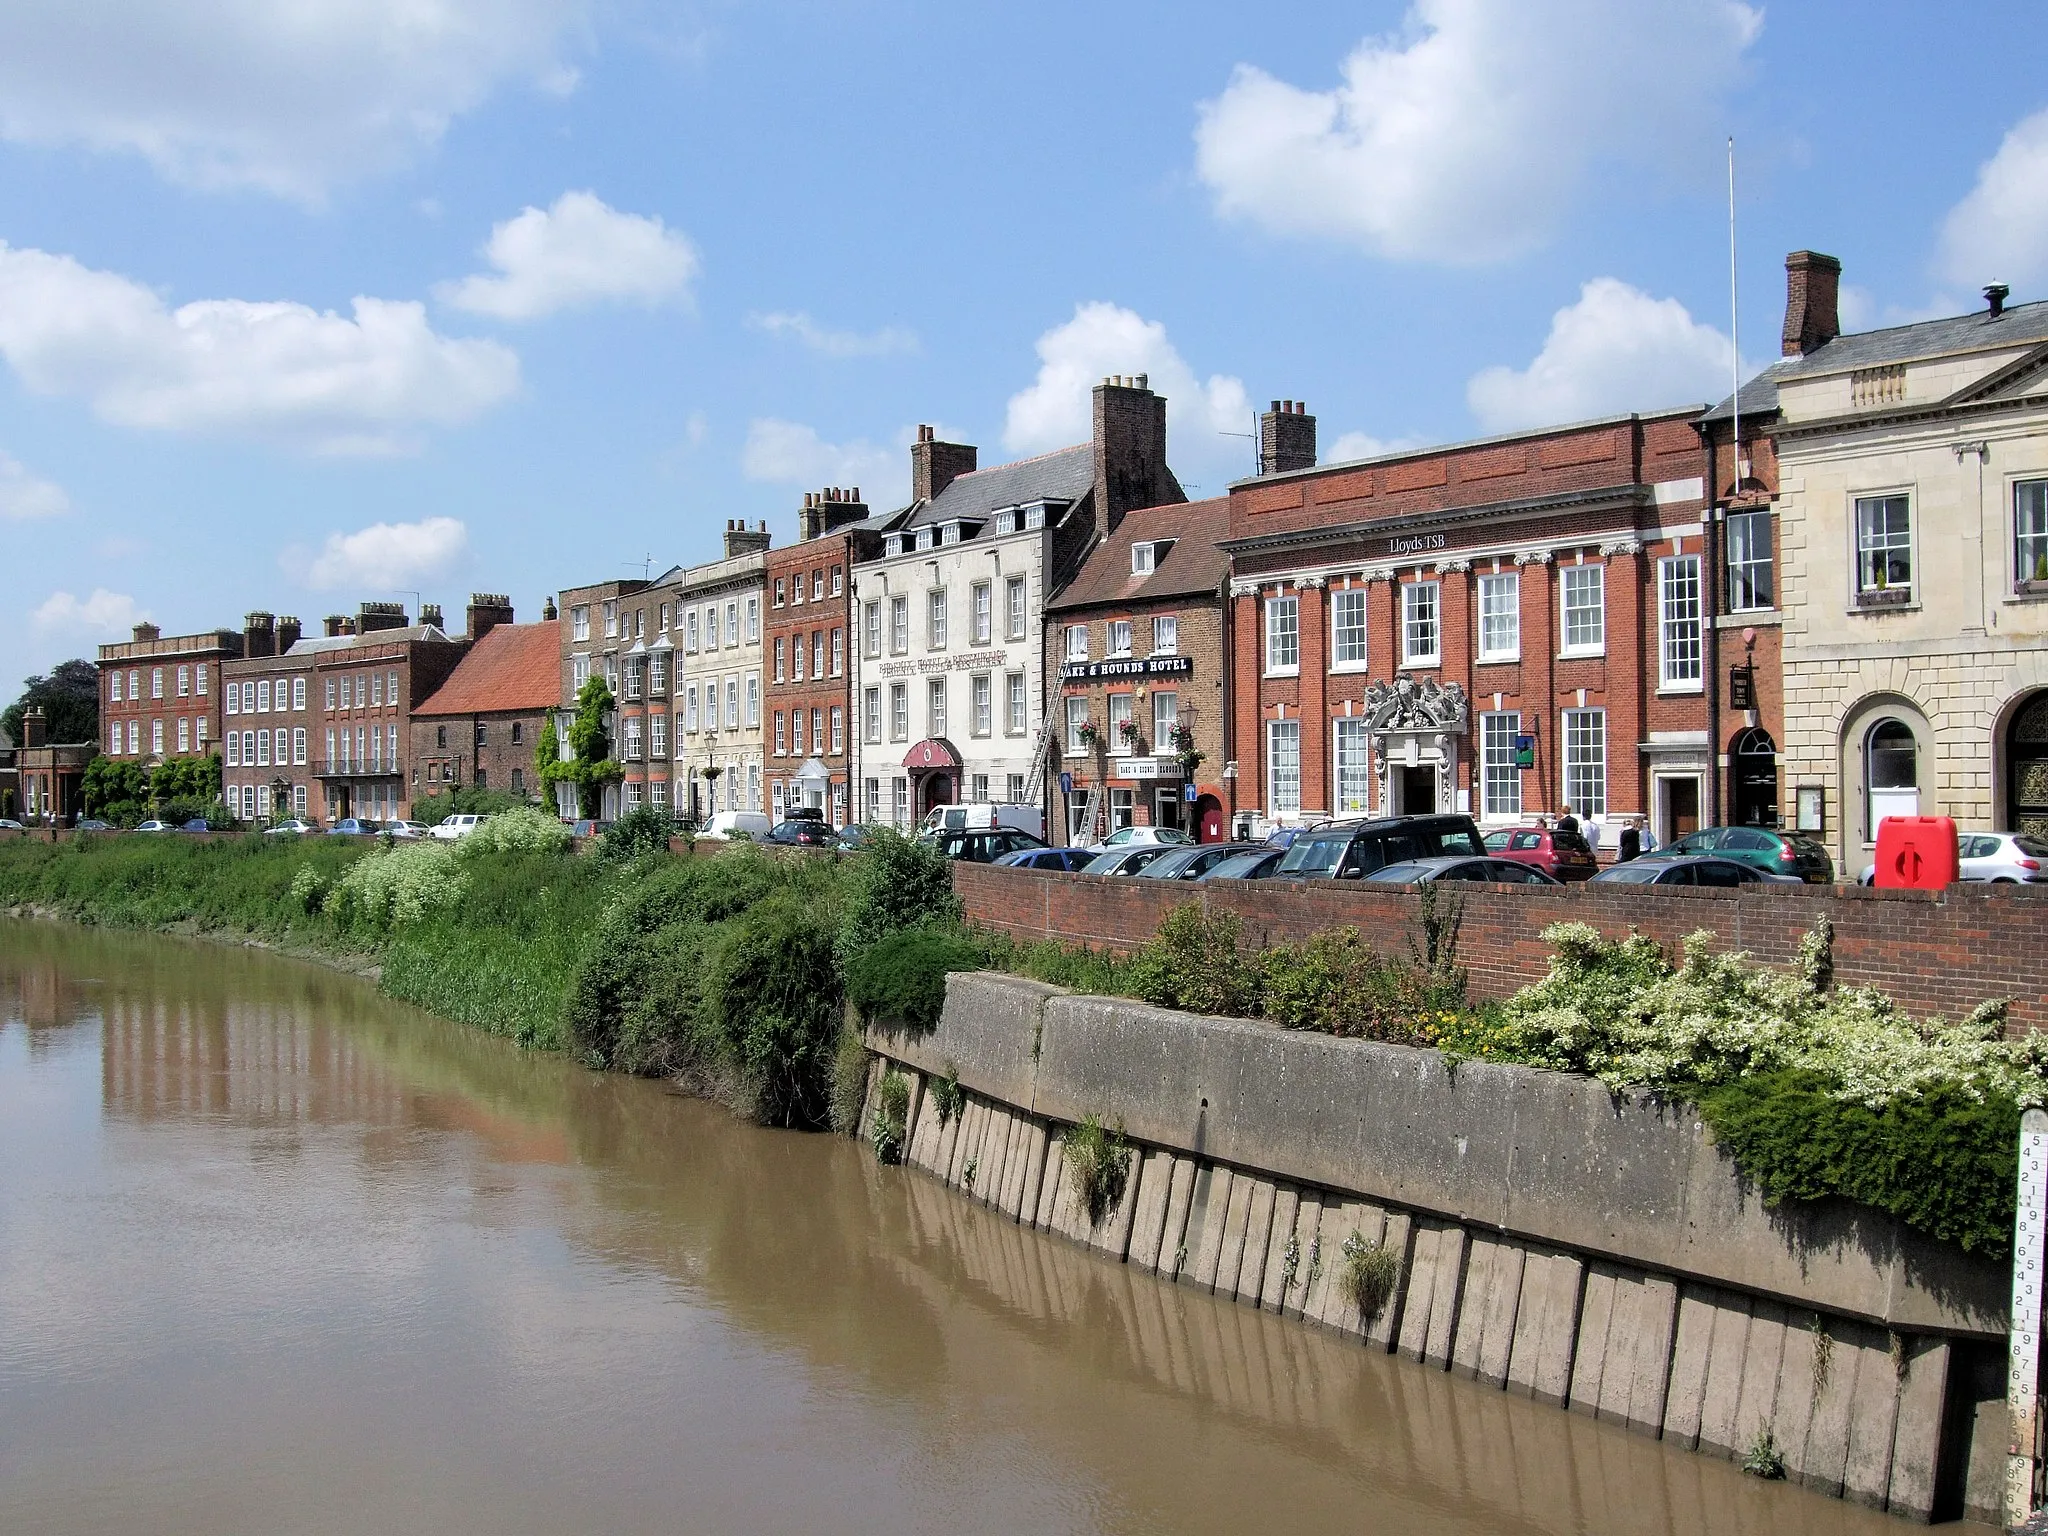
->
[540,678,622,818]
[3,659,99,747]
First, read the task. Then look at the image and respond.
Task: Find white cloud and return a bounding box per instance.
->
[0,242,519,455]
[32,587,144,638]
[1194,0,1760,263]
[741,419,906,508]
[298,516,469,591]
[1466,278,1742,432]
[750,311,918,358]
[1328,430,1428,463]
[0,0,587,201]
[1938,107,2048,293]
[0,451,70,520]
[1003,302,1251,477]
[437,192,698,321]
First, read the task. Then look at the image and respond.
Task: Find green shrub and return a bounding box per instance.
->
[929,1063,964,1127]
[1127,904,1261,1017]
[701,890,845,1127]
[844,925,982,1031]
[870,1070,910,1163]
[1062,1114,1132,1225]
[611,921,716,1075]
[1263,928,1411,1039]
[1338,1232,1401,1321]
[830,1024,871,1136]
[331,841,468,934]
[1742,1426,1787,1480]
[600,805,679,862]
[459,806,572,856]
[836,828,959,963]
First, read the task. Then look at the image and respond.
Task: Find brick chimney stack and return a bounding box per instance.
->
[466,593,514,641]
[1091,374,1181,540]
[911,424,977,504]
[243,611,277,659]
[1259,399,1317,475]
[1782,250,1843,356]
[21,707,46,749]
[323,615,350,638]
[357,601,408,634]
[276,616,302,653]
[723,518,772,558]
[799,486,870,542]
[419,602,444,630]
[543,595,558,621]
[131,621,160,644]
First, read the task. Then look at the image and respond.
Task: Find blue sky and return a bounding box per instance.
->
[4,0,2047,680]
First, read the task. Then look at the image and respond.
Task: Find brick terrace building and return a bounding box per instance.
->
[1046,496,1231,843]
[221,612,317,822]
[764,488,887,826]
[97,621,241,765]
[412,614,559,802]
[555,578,647,820]
[292,601,474,823]
[1222,403,1715,848]
[9,708,93,823]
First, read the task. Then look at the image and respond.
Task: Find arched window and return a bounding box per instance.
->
[1865,718,1919,838]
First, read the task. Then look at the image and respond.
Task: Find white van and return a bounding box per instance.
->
[703,810,772,841]
[919,803,1045,840]
[430,813,486,841]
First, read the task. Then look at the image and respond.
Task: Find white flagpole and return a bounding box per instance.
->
[1728,136,1741,490]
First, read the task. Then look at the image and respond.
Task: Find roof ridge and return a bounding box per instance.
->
[948,441,1091,480]
[1823,297,2048,349]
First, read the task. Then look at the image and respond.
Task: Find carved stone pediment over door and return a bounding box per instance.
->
[1362,678,1470,815]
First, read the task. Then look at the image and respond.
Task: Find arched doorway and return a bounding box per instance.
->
[1731,727,1779,827]
[1865,718,1920,839]
[2007,692,2048,839]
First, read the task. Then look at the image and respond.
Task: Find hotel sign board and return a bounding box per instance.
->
[1060,655,1194,683]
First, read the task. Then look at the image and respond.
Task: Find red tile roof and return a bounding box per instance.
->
[1046,497,1230,612]
[414,621,560,717]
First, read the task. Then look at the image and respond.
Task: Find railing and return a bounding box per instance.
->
[1850,363,1906,408]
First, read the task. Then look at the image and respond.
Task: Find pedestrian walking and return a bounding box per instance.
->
[1617,819,1642,862]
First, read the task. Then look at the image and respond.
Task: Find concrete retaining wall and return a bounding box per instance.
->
[862,972,2013,1524]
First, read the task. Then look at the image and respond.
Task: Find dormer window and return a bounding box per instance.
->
[940,523,960,546]
[993,510,1018,535]
[1024,505,1046,530]
[1131,539,1173,576]
[915,529,934,552]
[885,535,905,558]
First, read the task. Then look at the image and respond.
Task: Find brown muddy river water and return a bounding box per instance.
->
[0,920,1961,1534]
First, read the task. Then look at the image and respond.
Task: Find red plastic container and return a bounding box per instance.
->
[1873,815,1959,889]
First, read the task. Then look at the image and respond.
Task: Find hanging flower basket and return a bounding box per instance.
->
[1073,719,1102,751]
[1167,721,1196,755]
[1117,718,1144,750]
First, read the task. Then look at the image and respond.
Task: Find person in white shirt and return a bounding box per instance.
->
[1580,811,1603,857]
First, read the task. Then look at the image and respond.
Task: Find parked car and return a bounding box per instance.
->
[1594,855,1802,887]
[430,813,487,841]
[1273,814,1487,880]
[993,846,1096,872]
[264,818,320,836]
[179,818,211,833]
[922,827,1048,863]
[1366,856,1563,886]
[703,810,772,840]
[922,802,1046,840]
[1195,848,1286,881]
[1133,842,1270,881]
[1260,826,1307,850]
[1640,826,1834,884]
[570,818,610,839]
[327,818,382,836]
[134,819,173,833]
[383,820,430,840]
[72,818,113,832]
[1482,825,1599,881]
[766,818,841,848]
[834,824,876,851]
[1079,844,1175,876]
[1088,825,1194,852]
[0,818,26,831]
[1856,830,2048,885]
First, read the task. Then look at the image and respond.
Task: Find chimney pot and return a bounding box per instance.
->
[1259,397,1318,476]
[1986,283,2011,317]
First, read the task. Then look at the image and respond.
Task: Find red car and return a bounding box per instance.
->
[1483,825,1600,881]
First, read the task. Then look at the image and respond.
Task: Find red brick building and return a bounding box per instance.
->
[97,621,241,765]
[221,612,317,822]
[1046,496,1232,843]
[764,487,885,825]
[1222,403,1714,849]
[411,617,561,802]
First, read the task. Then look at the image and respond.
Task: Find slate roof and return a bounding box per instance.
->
[1702,298,2048,422]
[899,443,1096,530]
[1047,498,1229,612]
[414,621,561,717]
[286,623,453,655]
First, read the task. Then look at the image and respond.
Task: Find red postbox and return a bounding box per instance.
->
[1873,815,1959,889]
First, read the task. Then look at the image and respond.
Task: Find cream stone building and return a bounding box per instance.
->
[664,528,770,822]
[1753,255,2048,870]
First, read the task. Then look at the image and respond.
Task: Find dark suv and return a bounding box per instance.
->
[923,828,1049,864]
[1273,814,1487,880]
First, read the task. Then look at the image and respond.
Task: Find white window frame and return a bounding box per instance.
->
[1853,491,1914,600]
[1006,673,1027,735]
[927,677,947,738]
[971,674,992,737]
[889,682,909,741]
[1333,717,1371,814]
[1107,693,1134,756]
[889,596,909,654]
[1563,707,1607,819]
[928,589,948,650]
[971,582,992,646]
[864,688,882,743]
[1477,571,1520,663]
[1107,620,1132,658]
[1658,553,1704,692]
[1264,595,1299,676]
[1152,615,1178,655]
[1560,564,1606,656]
[1480,712,1522,820]
[1006,576,1027,641]
[1401,581,1440,667]
[1065,624,1089,661]
[1267,719,1301,817]
[1065,697,1091,754]
[1329,588,1367,671]
[1726,508,1775,612]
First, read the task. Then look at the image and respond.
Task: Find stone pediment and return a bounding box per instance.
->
[1362,677,1469,733]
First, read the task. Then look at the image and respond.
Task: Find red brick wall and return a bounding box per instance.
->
[953,861,2048,1032]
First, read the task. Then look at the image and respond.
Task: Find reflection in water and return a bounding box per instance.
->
[0,920,1951,1535]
